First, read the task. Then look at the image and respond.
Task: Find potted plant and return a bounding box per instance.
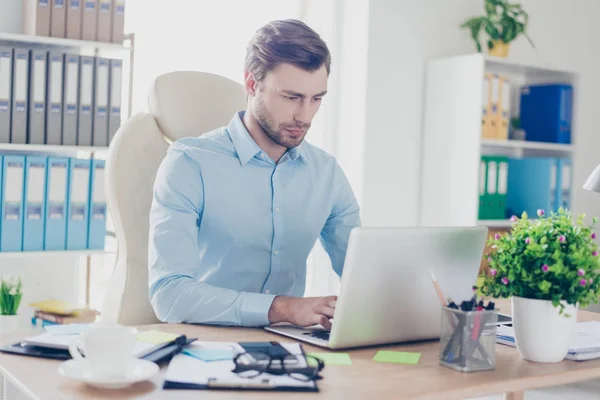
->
[477,209,600,363]
[0,276,23,332]
[460,0,535,58]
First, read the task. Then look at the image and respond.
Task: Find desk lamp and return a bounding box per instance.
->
[584,165,600,193]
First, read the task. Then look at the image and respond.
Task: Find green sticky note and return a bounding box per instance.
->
[307,352,353,366]
[136,330,179,344]
[373,351,421,365]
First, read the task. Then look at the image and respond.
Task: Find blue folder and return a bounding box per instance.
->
[87,159,106,249]
[506,157,559,218]
[44,157,69,251]
[66,159,91,250]
[23,156,48,251]
[520,84,573,144]
[0,156,25,252]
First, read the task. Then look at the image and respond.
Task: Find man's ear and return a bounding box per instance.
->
[244,71,257,96]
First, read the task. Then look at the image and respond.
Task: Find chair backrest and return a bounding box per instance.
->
[101,71,247,325]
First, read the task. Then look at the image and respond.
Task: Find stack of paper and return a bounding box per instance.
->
[497,322,600,361]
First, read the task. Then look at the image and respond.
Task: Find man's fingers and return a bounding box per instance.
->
[319,306,335,318]
[317,314,332,330]
[322,296,337,308]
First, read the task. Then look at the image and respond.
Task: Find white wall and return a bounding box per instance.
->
[360,0,600,227]
[360,0,481,227]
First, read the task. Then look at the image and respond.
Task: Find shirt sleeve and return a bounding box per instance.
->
[147,144,276,326]
[319,163,361,277]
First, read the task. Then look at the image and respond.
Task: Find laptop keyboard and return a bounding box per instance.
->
[303,331,330,340]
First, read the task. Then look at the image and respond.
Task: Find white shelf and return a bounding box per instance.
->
[478,219,514,228]
[0,250,114,259]
[483,55,577,77]
[0,32,129,51]
[480,139,574,153]
[0,143,108,159]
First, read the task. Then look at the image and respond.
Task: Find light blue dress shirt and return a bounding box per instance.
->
[148,111,360,326]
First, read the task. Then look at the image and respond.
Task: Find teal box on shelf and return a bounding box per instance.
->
[506,157,572,217]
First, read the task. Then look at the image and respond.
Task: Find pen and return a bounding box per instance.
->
[429,270,447,307]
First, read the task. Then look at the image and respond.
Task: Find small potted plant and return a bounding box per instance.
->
[477,209,600,363]
[460,0,535,58]
[0,276,23,332]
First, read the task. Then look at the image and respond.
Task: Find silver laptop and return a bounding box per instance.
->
[265,226,489,349]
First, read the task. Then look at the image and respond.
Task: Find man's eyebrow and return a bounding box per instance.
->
[281,90,328,97]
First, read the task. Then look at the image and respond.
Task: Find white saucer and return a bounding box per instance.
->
[58,358,159,389]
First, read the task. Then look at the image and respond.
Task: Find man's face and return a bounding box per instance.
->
[248,63,328,149]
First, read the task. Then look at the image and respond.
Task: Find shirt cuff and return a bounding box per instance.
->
[240,292,277,326]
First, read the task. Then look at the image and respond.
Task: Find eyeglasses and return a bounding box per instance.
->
[231,351,325,382]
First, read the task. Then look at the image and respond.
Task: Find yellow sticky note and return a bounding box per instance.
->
[136,330,179,344]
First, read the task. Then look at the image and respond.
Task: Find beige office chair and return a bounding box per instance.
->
[101,71,247,326]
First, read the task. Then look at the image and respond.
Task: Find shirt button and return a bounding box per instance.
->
[275,208,280,212]
[265,289,270,294]
[260,152,266,158]
[274,250,279,255]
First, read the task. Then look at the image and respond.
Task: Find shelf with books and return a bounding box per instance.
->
[420,53,579,227]
[480,139,574,153]
[0,32,131,58]
[0,143,108,159]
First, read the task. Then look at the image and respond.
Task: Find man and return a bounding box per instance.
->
[148,19,360,330]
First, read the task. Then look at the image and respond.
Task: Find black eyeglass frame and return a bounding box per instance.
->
[231,351,325,382]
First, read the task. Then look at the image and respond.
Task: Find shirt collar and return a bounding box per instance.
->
[227,111,309,166]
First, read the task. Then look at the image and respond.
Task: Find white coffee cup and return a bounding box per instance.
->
[68,322,137,378]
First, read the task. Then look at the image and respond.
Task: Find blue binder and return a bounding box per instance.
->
[23,156,47,251]
[0,156,25,252]
[520,84,573,144]
[557,158,572,211]
[44,157,69,251]
[506,157,560,218]
[87,159,106,249]
[66,158,91,250]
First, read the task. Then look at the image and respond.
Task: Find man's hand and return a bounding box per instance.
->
[268,296,337,330]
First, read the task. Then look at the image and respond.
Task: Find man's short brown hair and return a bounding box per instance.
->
[244,19,331,82]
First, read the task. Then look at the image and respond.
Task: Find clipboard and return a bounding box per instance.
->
[0,334,196,365]
[162,342,319,392]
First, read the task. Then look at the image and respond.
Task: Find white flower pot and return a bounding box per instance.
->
[511,296,577,363]
[0,314,22,334]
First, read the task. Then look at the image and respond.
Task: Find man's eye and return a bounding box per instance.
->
[314,97,322,102]
[287,96,299,101]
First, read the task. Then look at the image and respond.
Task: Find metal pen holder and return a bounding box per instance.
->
[439,307,497,372]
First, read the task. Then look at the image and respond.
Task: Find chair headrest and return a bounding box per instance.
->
[148,71,247,141]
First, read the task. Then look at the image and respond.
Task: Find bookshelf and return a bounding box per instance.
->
[419,53,579,228]
[0,32,131,54]
[0,32,131,304]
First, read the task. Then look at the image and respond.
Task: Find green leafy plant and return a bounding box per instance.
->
[477,209,600,315]
[0,276,22,315]
[460,0,535,53]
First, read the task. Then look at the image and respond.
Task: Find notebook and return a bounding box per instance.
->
[163,341,319,392]
[0,331,195,364]
[497,322,600,361]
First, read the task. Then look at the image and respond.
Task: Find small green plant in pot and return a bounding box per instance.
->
[0,276,23,333]
[477,209,600,363]
[0,276,22,316]
[460,0,535,58]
